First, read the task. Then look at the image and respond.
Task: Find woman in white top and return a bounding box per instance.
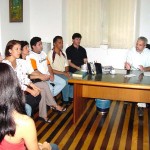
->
[3,40,41,117]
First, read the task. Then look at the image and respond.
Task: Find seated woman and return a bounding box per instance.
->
[3,40,41,117]
[0,63,59,150]
[20,41,66,122]
[0,47,32,117]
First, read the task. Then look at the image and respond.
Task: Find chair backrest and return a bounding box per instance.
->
[146,44,150,49]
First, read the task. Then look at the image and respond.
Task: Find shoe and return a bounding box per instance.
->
[137,107,144,117]
[124,101,131,105]
[69,97,73,103]
[38,117,51,123]
[50,105,66,112]
[56,106,66,113]
[146,104,150,108]
[62,100,71,105]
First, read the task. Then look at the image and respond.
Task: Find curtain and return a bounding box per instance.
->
[65,0,102,47]
[64,0,137,49]
[108,0,137,48]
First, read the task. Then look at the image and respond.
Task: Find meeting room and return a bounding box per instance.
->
[0,0,150,150]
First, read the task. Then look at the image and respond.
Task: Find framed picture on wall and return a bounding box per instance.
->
[9,0,23,22]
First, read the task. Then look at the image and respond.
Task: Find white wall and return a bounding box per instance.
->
[139,0,150,42]
[30,0,62,45]
[86,48,128,69]
[0,0,150,65]
[0,0,30,55]
[0,6,2,54]
[28,0,150,46]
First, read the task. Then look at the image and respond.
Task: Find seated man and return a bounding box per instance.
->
[48,36,73,104]
[66,33,88,73]
[29,37,66,97]
[125,36,150,116]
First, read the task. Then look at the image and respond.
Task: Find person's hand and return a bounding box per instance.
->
[63,72,71,78]
[42,142,52,150]
[38,143,43,150]
[0,54,2,62]
[30,89,40,97]
[49,75,54,81]
[29,83,41,92]
[76,66,81,71]
[124,62,131,70]
[138,73,144,81]
[38,142,52,150]
[138,65,144,71]
[39,74,50,81]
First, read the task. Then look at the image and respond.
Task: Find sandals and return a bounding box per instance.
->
[50,105,66,112]
[38,117,51,123]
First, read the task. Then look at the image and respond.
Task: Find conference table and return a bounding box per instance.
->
[68,71,150,123]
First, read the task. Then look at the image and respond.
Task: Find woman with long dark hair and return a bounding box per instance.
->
[0,63,58,149]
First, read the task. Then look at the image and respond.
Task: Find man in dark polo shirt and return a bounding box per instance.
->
[66,33,88,73]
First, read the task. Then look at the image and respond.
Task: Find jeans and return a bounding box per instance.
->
[25,103,32,116]
[50,143,59,150]
[47,75,66,96]
[57,74,73,102]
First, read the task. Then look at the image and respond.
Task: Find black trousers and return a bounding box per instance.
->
[25,93,41,115]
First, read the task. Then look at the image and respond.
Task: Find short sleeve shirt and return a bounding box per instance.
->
[66,45,87,73]
[126,47,150,70]
[29,51,50,75]
[2,59,31,91]
[47,50,69,72]
[25,56,34,74]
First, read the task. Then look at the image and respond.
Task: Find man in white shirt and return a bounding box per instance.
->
[125,36,150,116]
[29,37,66,97]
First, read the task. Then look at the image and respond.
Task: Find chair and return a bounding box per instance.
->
[146,44,150,49]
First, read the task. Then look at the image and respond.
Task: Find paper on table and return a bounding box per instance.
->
[115,69,127,74]
[144,72,150,76]
[124,74,136,78]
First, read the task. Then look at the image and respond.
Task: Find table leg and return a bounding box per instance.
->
[73,84,86,123]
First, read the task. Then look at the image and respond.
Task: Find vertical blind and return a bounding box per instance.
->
[64,0,137,49]
[108,0,137,48]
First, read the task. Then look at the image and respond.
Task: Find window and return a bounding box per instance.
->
[63,0,138,49]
